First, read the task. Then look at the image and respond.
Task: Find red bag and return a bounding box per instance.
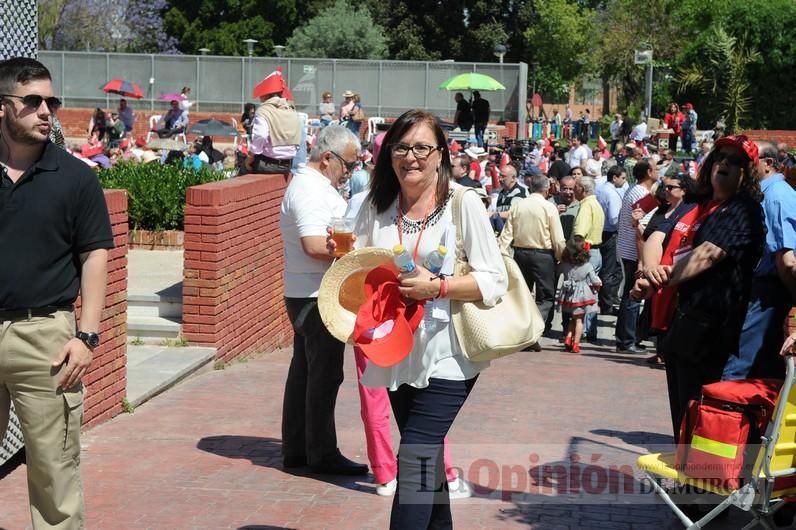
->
[675,379,782,489]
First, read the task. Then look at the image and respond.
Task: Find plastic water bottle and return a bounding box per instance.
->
[392,244,416,274]
[423,245,448,274]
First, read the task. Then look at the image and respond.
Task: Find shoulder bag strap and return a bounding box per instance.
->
[451,187,470,265]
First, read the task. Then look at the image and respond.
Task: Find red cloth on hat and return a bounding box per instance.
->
[353,266,424,368]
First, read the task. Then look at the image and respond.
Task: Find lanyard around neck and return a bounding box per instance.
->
[397,194,436,262]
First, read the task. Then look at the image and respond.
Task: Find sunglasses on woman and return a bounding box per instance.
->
[0,94,61,112]
[713,150,746,166]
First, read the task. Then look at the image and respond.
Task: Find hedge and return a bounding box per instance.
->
[98,161,225,231]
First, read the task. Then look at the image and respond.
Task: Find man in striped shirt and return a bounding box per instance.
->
[615,160,656,353]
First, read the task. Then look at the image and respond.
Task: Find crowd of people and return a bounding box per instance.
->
[3,54,796,530]
[281,97,796,528]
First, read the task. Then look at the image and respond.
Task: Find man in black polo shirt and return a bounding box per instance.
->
[0,57,113,529]
[471,90,490,148]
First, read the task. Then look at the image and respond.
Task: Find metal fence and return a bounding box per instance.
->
[39,51,528,137]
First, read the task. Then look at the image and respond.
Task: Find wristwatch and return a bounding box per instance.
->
[76,331,100,349]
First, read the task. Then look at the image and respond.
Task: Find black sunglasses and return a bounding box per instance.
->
[329,151,358,173]
[713,150,746,166]
[0,94,61,111]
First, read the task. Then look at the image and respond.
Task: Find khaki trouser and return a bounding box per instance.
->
[0,310,85,530]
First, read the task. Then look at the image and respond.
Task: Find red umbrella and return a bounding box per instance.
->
[102,79,144,99]
[158,92,184,102]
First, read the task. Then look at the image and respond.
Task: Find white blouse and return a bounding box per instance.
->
[353,189,508,390]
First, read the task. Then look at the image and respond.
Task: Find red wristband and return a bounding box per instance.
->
[437,277,449,299]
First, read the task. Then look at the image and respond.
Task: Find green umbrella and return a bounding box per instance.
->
[438,72,506,91]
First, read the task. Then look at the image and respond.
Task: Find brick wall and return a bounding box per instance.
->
[740,130,796,146]
[182,174,293,361]
[80,190,129,429]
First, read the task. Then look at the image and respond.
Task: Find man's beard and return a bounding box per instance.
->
[2,115,49,145]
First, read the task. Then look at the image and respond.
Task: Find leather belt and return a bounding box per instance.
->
[0,306,72,322]
[254,154,292,167]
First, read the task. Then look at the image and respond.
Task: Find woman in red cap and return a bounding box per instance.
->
[346,109,507,529]
[632,135,764,440]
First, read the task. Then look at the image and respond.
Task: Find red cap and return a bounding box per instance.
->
[119,138,129,150]
[253,68,286,99]
[449,139,462,154]
[684,103,694,110]
[135,135,146,147]
[714,134,759,166]
[353,266,423,367]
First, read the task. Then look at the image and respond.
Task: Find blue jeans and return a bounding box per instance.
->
[474,122,487,148]
[615,258,641,348]
[389,376,477,530]
[583,249,602,339]
[722,276,789,380]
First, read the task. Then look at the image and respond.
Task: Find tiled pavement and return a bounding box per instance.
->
[0,334,763,529]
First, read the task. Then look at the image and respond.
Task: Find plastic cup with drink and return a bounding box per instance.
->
[330,217,354,257]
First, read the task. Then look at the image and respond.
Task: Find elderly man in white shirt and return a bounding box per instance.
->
[279,125,368,476]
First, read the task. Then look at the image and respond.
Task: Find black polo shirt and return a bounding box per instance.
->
[0,142,114,309]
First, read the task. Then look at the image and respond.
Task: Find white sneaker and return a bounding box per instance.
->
[375,478,397,497]
[447,477,473,499]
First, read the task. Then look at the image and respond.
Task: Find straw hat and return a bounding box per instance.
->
[342,90,355,98]
[318,247,395,344]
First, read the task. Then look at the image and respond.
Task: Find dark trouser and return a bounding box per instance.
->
[474,122,487,148]
[253,156,292,177]
[598,231,621,311]
[722,276,789,381]
[389,377,477,530]
[513,248,556,326]
[663,344,727,441]
[583,249,602,340]
[615,258,641,348]
[682,130,694,154]
[282,297,345,464]
[156,126,184,138]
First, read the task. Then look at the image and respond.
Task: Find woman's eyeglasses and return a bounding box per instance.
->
[390,143,440,159]
[713,150,746,166]
[664,185,682,191]
[0,94,61,112]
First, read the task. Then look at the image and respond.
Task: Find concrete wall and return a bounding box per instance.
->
[182,174,293,361]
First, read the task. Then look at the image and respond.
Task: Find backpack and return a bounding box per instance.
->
[675,378,782,489]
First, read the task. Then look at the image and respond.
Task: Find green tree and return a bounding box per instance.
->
[164,0,299,56]
[523,0,595,101]
[285,0,387,59]
[361,0,466,61]
[592,0,682,115]
[676,25,759,134]
[672,0,796,129]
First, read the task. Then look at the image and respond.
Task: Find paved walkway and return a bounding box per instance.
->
[0,335,758,529]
